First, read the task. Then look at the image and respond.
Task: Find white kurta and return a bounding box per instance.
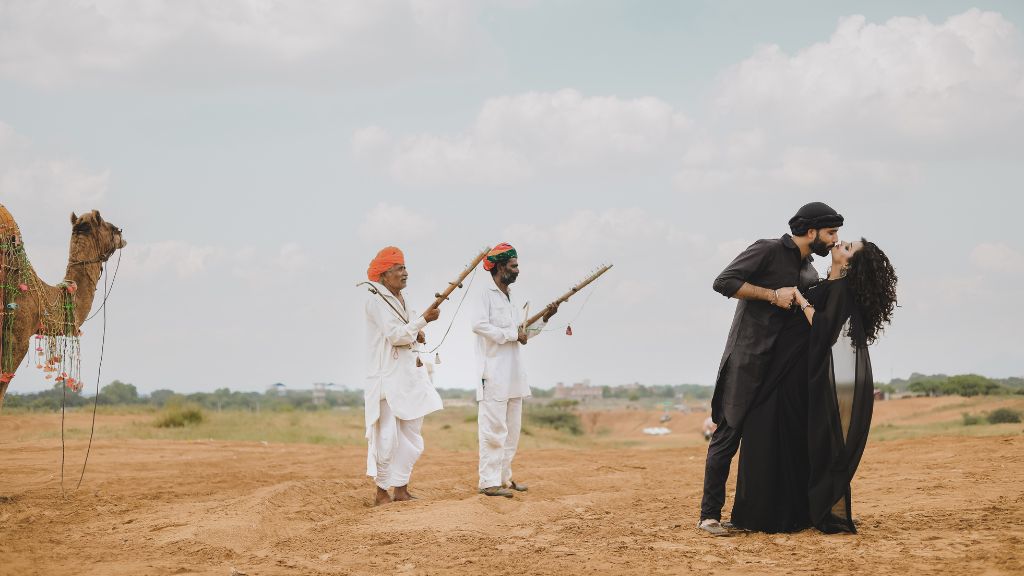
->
[364,281,444,478]
[472,280,546,489]
[471,283,546,402]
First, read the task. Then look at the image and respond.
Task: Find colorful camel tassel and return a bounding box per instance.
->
[565,325,573,336]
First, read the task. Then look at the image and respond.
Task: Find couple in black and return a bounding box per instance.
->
[698,202,898,536]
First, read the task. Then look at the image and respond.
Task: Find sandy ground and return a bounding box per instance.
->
[1,404,1023,575]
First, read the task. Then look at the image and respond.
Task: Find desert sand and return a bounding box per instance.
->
[1,398,1022,576]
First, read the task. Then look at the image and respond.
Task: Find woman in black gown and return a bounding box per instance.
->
[730,238,897,534]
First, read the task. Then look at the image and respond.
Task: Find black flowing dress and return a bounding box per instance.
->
[730,278,874,534]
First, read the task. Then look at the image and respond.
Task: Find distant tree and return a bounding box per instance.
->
[943,374,1003,397]
[436,388,473,400]
[148,389,180,407]
[997,377,1024,391]
[5,383,88,410]
[546,399,579,411]
[211,387,233,411]
[908,379,944,396]
[99,380,140,405]
[674,384,713,400]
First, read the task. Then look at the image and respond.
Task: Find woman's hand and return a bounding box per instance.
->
[794,290,809,308]
[795,289,815,325]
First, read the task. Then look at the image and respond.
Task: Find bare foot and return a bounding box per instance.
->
[374,487,392,506]
[392,485,414,502]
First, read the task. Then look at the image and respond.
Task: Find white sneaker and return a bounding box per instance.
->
[697,519,729,536]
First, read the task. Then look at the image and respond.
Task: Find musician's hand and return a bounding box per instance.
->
[517,326,528,345]
[423,308,441,323]
[416,331,426,344]
[542,302,560,321]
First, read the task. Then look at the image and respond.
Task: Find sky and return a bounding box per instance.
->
[1,0,1022,395]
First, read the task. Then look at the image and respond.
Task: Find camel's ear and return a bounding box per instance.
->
[70,212,78,225]
[93,210,104,224]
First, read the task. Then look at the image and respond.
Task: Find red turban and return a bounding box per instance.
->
[482,242,517,271]
[367,246,405,281]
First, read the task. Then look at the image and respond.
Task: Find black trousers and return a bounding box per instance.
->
[699,420,742,521]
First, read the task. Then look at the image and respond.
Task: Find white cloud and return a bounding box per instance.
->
[673,132,920,196]
[713,9,1024,154]
[0,0,479,87]
[675,9,1023,196]
[121,241,224,280]
[229,242,314,284]
[367,89,689,187]
[357,202,437,246]
[351,126,393,164]
[506,207,693,259]
[0,122,109,209]
[972,242,1024,274]
[0,121,110,253]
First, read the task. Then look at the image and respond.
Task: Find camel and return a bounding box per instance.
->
[0,205,126,410]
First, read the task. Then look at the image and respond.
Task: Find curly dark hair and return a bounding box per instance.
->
[847,238,898,345]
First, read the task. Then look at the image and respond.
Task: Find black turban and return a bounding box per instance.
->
[789,202,844,235]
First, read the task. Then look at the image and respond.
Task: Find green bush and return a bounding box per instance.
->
[155,404,204,428]
[546,399,579,410]
[987,408,1022,424]
[961,412,983,426]
[527,403,582,435]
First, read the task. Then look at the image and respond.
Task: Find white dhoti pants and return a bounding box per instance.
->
[370,399,424,490]
[478,394,523,489]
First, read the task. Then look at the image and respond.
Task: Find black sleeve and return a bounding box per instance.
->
[713,240,772,298]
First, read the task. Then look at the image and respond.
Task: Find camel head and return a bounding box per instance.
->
[70,210,127,263]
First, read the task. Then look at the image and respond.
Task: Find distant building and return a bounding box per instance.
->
[312,382,334,405]
[553,379,603,402]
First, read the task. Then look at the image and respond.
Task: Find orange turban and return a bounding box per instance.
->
[367,246,405,281]
[482,242,517,271]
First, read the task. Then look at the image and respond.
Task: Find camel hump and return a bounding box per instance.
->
[0,203,20,239]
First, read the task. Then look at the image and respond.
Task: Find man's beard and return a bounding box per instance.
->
[810,237,831,257]
[502,271,518,285]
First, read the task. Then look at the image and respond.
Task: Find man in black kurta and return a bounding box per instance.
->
[698,202,843,536]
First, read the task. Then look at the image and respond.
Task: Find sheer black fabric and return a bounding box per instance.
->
[806,278,874,534]
[730,278,874,534]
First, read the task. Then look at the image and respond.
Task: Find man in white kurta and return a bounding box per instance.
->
[363,246,444,505]
[472,242,557,497]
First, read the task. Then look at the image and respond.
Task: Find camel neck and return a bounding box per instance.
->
[64,236,104,328]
